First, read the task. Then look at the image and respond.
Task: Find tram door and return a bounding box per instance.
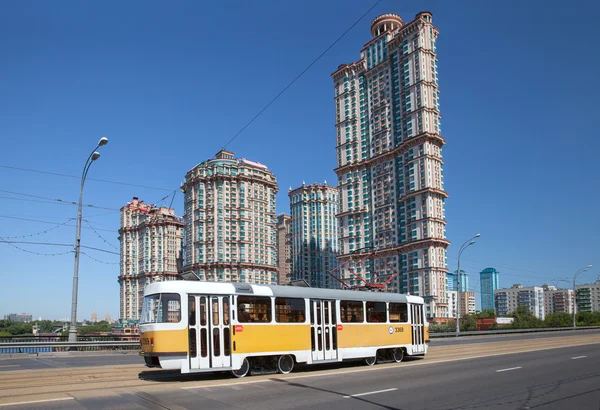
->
[310,300,338,361]
[188,295,232,370]
[410,303,425,354]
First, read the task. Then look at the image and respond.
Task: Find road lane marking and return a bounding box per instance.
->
[343,388,397,398]
[178,341,600,390]
[0,365,20,368]
[0,397,74,407]
[571,356,587,360]
[495,367,522,372]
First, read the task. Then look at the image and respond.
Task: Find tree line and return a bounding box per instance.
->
[0,320,113,336]
[429,307,600,333]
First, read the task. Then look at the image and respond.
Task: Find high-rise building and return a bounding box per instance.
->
[181,150,278,284]
[91,312,98,323]
[276,214,292,285]
[575,280,600,312]
[543,285,574,315]
[480,267,499,311]
[118,197,184,321]
[289,182,340,288]
[105,312,112,323]
[332,12,449,317]
[447,269,468,292]
[3,313,32,322]
[495,284,545,320]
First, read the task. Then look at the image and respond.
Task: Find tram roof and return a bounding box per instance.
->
[144,280,424,304]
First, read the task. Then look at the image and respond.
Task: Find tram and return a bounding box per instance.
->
[139,281,429,377]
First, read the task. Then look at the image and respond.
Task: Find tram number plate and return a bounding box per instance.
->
[394,327,404,333]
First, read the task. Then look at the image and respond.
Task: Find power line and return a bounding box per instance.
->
[80,245,119,255]
[221,0,383,150]
[0,189,119,211]
[84,219,119,250]
[0,215,114,233]
[80,252,119,265]
[0,238,119,256]
[0,218,74,239]
[0,164,172,192]
[0,239,74,256]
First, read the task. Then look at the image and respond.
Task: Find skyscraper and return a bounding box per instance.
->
[181,150,278,284]
[447,269,468,292]
[289,182,340,288]
[276,214,292,285]
[118,197,184,321]
[480,267,500,311]
[332,12,449,317]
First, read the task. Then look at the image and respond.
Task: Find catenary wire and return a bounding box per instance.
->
[221,0,383,150]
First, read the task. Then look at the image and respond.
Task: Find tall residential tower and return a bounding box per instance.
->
[181,150,278,284]
[289,182,340,288]
[276,214,292,285]
[332,12,449,317]
[480,267,500,311]
[118,197,184,321]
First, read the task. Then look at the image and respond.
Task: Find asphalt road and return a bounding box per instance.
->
[2,342,600,409]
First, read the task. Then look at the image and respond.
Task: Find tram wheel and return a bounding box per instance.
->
[364,356,377,366]
[231,357,250,378]
[392,348,404,363]
[277,355,295,374]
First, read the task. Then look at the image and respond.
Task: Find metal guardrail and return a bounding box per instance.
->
[1,326,599,354]
[430,326,600,338]
[0,340,140,354]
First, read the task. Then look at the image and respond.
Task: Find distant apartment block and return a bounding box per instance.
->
[480,267,499,311]
[543,285,574,315]
[91,312,98,323]
[446,291,475,317]
[181,150,278,284]
[3,313,32,322]
[289,182,340,288]
[332,12,449,318]
[276,214,292,285]
[118,197,184,321]
[495,284,545,320]
[575,280,600,312]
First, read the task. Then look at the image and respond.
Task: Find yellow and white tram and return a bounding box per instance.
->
[140,281,429,377]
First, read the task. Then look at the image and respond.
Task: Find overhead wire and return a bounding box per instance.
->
[0,215,114,232]
[0,189,119,211]
[80,252,119,265]
[0,164,172,192]
[84,219,119,250]
[220,0,383,150]
[0,218,74,239]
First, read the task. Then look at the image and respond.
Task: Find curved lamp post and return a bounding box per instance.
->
[68,137,108,342]
[456,234,480,336]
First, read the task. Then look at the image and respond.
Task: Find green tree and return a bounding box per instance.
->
[509,305,544,329]
[459,314,477,331]
[544,312,572,327]
[475,309,496,319]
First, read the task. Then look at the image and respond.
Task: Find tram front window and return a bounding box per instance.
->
[141,293,181,324]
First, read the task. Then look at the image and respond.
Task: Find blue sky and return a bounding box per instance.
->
[1,0,598,320]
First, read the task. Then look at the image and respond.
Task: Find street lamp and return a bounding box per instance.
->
[572,264,592,329]
[456,234,480,336]
[68,137,108,342]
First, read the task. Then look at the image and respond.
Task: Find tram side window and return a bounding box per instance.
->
[237,296,272,323]
[389,303,408,323]
[366,301,386,322]
[340,300,364,323]
[141,293,181,324]
[275,298,306,323]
